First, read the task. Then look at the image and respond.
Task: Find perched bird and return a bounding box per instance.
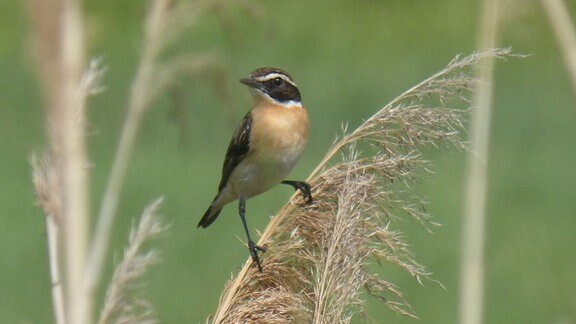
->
[198,67,312,272]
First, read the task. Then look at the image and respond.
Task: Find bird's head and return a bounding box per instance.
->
[240,67,302,107]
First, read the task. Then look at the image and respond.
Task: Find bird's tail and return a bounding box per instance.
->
[197,204,222,228]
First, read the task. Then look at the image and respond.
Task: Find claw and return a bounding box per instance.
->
[301,183,313,205]
[282,180,314,205]
[248,240,266,272]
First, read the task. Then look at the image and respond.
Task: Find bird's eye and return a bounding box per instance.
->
[273,77,284,86]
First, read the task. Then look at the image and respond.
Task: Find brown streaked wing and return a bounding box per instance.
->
[218,112,252,191]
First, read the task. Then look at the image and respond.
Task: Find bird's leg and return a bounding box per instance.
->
[281,180,313,205]
[238,198,266,272]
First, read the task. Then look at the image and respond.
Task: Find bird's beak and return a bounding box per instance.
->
[240,77,260,89]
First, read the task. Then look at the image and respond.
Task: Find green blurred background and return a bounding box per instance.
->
[1,0,575,322]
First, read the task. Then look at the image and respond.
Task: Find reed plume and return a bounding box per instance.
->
[210,48,514,323]
[98,198,168,324]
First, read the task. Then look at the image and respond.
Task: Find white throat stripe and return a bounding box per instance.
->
[254,89,302,108]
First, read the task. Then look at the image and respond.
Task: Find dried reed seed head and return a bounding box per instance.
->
[31,154,62,223]
[311,165,374,322]
[211,49,515,323]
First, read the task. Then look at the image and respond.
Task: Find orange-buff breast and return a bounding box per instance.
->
[249,104,309,165]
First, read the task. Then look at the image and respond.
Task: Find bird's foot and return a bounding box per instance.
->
[282,180,314,205]
[248,240,267,273]
[298,182,314,205]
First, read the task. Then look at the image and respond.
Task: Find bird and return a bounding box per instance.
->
[197,67,313,272]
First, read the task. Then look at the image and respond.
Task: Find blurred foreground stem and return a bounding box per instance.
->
[541,0,576,96]
[85,0,170,296]
[459,0,500,323]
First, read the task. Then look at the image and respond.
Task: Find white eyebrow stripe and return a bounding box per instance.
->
[254,73,297,87]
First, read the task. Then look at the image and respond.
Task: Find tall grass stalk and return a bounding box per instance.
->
[29,0,212,322]
[28,0,91,321]
[541,0,576,96]
[459,1,501,324]
[56,1,90,321]
[211,49,513,323]
[85,0,173,296]
[32,155,65,324]
[85,0,234,294]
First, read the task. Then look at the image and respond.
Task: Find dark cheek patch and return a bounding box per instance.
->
[268,84,301,103]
